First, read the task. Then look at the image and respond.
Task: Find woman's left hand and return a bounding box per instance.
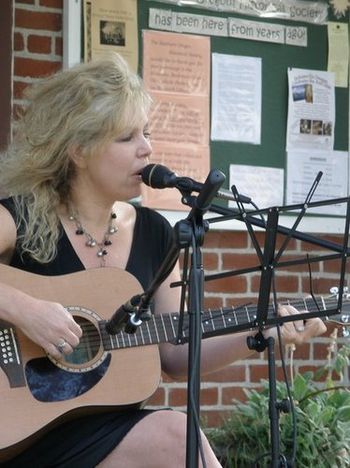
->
[266,304,327,345]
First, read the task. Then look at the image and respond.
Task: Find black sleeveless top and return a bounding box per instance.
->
[0,198,175,468]
[0,198,174,292]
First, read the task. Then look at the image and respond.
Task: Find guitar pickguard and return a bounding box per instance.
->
[25,353,111,402]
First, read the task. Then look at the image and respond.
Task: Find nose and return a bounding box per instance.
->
[137,135,152,160]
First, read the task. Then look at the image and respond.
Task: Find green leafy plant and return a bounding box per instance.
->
[206,340,350,468]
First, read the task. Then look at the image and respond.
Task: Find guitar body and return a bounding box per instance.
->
[0,265,161,461]
[0,264,347,462]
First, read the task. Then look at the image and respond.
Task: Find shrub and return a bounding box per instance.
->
[207,340,350,468]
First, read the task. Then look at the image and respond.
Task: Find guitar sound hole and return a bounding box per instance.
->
[25,315,111,402]
[62,316,100,366]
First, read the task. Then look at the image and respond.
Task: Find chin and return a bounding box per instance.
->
[126,188,142,201]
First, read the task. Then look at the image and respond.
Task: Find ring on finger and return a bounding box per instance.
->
[56,338,67,353]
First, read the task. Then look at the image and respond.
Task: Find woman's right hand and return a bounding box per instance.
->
[14,297,83,360]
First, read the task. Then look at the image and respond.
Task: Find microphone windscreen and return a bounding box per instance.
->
[141,164,176,189]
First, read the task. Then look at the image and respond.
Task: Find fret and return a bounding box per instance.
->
[160,314,168,342]
[158,315,168,343]
[234,307,247,326]
[145,320,152,344]
[216,311,222,329]
[162,314,175,343]
[107,332,114,350]
[231,307,238,326]
[152,316,160,343]
[246,305,253,322]
[245,306,250,324]
[202,309,215,334]
[303,297,308,311]
[120,331,126,348]
[136,326,145,346]
[221,307,227,329]
[325,297,336,311]
[133,331,140,347]
[209,309,215,331]
[117,331,126,348]
[171,314,187,342]
[133,332,139,347]
[113,333,120,350]
[139,324,145,345]
[168,314,176,340]
[252,305,257,321]
[321,296,326,311]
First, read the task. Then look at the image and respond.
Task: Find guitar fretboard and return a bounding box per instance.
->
[99,296,342,351]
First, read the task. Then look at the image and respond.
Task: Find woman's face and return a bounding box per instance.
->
[81,119,152,202]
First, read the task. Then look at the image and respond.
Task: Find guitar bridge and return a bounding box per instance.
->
[0,320,26,387]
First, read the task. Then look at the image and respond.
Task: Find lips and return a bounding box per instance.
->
[134,166,147,177]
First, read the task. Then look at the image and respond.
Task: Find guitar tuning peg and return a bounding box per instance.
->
[341,314,350,323]
[330,286,338,295]
[342,326,350,339]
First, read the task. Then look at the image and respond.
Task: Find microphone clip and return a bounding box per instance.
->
[105,294,152,335]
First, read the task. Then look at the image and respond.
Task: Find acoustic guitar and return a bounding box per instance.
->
[0,263,348,461]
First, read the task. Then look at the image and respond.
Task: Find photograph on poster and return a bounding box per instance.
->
[100,21,125,46]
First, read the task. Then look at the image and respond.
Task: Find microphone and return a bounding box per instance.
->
[105,294,142,335]
[141,164,251,204]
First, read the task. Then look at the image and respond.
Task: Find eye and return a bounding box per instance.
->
[143,131,151,139]
[118,134,133,142]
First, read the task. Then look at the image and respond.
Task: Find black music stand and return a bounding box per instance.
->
[203,175,350,467]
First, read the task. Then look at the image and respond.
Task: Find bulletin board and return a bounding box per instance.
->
[138,1,348,180]
[63,0,349,232]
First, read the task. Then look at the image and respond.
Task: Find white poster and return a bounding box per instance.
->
[211,53,262,144]
[157,0,328,25]
[327,22,349,88]
[286,150,349,216]
[229,164,284,209]
[286,68,335,152]
[149,9,307,47]
[142,31,210,211]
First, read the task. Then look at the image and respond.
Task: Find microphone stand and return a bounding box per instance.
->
[105,168,225,468]
[180,169,226,468]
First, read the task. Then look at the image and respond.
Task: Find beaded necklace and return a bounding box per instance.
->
[69,210,118,266]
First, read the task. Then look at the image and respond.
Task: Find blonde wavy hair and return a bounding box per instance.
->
[0,53,151,263]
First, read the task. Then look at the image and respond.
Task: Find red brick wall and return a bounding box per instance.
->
[13,0,62,119]
[149,230,349,426]
[12,0,349,427]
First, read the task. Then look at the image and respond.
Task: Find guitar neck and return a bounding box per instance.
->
[100,295,340,351]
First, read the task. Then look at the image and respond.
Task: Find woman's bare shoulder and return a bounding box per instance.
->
[0,204,17,262]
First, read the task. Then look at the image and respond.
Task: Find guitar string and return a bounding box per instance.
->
[58,298,339,354]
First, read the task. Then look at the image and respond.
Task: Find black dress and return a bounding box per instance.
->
[0,199,175,468]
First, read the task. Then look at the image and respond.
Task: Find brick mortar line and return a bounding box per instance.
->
[16,5,62,13]
[14,51,62,60]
